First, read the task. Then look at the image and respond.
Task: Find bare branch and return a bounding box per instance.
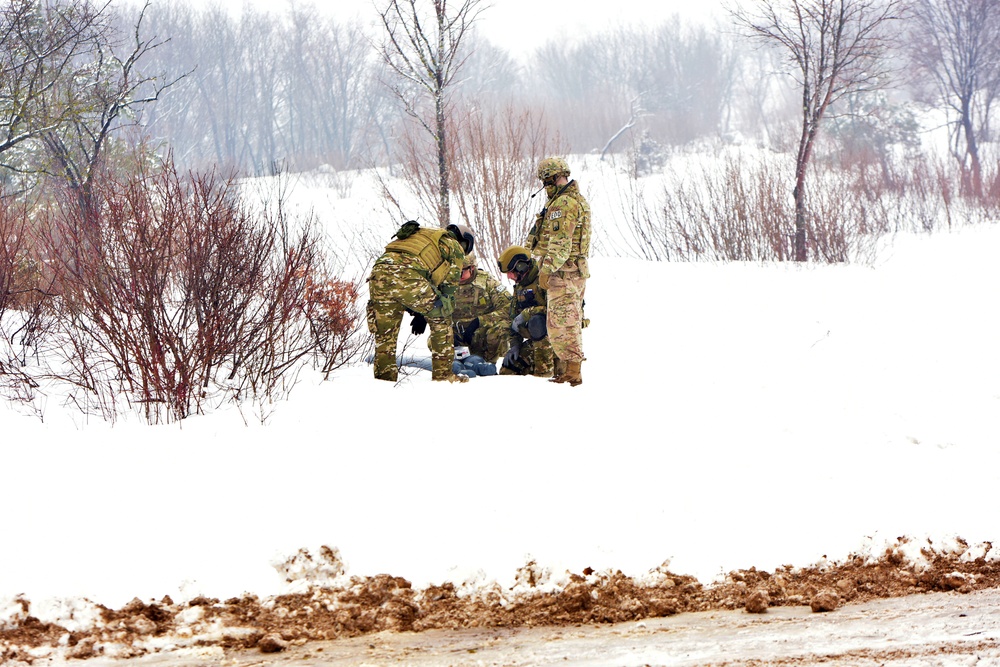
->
[731,0,903,260]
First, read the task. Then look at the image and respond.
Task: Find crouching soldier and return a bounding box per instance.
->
[452,253,512,365]
[496,245,553,377]
[366,221,475,383]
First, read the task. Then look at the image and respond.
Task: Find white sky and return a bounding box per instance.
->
[215,0,728,54]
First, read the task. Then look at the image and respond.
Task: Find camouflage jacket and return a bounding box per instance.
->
[452,268,512,330]
[525,180,591,280]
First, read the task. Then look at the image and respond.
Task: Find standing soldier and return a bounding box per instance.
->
[497,245,553,378]
[452,253,512,365]
[525,157,590,386]
[366,221,475,383]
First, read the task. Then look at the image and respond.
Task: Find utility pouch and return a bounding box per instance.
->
[426,293,455,319]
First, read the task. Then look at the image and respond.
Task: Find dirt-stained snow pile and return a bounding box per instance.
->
[2,536,999,665]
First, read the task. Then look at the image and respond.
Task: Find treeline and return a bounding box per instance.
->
[135,2,389,175]
[2,0,997,190]
[6,0,993,198]
[132,3,739,175]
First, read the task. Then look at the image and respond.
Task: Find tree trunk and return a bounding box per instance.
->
[960,104,983,198]
[435,9,450,227]
[792,104,818,263]
[437,92,449,226]
[792,180,808,262]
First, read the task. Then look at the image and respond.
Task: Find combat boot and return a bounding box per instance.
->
[552,357,567,380]
[549,361,582,386]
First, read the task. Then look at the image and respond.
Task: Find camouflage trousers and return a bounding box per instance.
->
[498,337,554,377]
[546,271,586,364]
[455,320,510,364]
[366,264,455,381]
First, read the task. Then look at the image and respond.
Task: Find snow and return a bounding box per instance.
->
[2,160,1000,645]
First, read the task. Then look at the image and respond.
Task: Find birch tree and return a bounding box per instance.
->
[376,0,486,227]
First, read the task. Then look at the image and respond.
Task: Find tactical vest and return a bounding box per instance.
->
[529,182,591,262]
[385,228,452,286]
[511,264,543,314]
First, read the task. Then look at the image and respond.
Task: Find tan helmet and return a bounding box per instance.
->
[498,245,532,274]
[460,252,478,283]
[446,223,475,255]
[537,156,570,181]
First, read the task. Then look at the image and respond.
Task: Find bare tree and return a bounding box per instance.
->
[732,0,902,261]
[600,94,646,160]
[39,1,181,218]
[282,9,386,170]
[129,2,201,163]
[527,21,739,154]
[909,0,1000,199]
[729,40,800,149]
[376,0,487,227]
[451,101,566,269]
[0,0,112,176]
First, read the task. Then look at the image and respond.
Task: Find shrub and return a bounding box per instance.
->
[37,159,361,422]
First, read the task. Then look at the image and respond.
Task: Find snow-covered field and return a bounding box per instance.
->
[2,160,999,665]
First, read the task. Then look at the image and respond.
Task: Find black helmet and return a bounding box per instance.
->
[447,223,475,255]
[498,245,531,275]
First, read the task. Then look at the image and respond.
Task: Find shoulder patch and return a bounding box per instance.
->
[548,210,563,220]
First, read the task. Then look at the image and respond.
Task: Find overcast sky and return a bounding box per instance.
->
[212,0,728,54]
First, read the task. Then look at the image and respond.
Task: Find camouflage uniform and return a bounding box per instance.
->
[366,226,466,381]
[499,260,554,377]
[526,179,591,367]
[452,256,513,364]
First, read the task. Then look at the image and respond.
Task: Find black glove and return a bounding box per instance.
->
[461,318,480,345]
[502,339,522,369]
[527,313,547,341]
[410,312,427,335]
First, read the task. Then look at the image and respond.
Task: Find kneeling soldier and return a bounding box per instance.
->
[497,245,553,378]
[452,253,512,365]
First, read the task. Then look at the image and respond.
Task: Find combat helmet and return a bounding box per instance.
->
[446,223,475,254]
[498,245,532,275]
[537,156,570,181]
[460,252,478,283]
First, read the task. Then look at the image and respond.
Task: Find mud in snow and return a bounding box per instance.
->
[3,536,1000,666]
